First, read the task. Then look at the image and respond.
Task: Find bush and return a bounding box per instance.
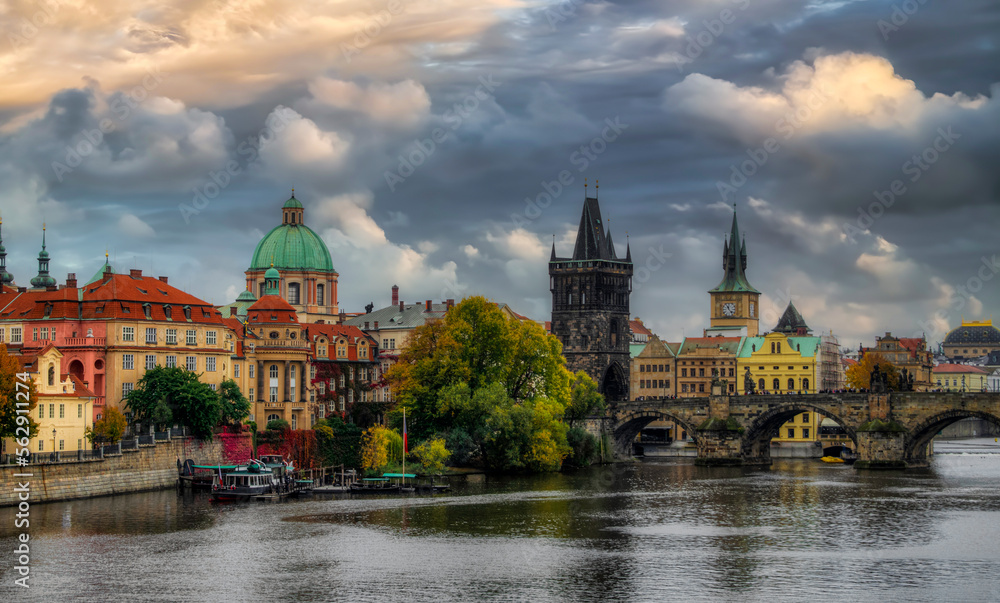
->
[266,418,290,431]
[565,427,599,468]
[413,437,451,474]
[445,428,477,466]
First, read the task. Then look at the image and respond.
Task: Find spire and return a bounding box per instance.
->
[572,189,611,260]
[709,204,758,294]
[30,223,56,289]
[550,235,557,261]
[773,300,811,335]
[0,214,12,285]
[625,234,631,262]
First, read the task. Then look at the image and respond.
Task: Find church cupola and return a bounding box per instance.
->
[30,223,56,289]
[0,215,13,286]
[264,263,280,296]
[282,190,304,226]
[708,205,760,336]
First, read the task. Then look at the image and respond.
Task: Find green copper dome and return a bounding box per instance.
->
[283,195,304,209]
[236,289,258,302]
[250,224,334,272]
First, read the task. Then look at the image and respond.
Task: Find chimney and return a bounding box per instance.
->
[66,273,77,288]
[46,285,57,291]
[130,269,142,278]
[374,321,379,330]
[446,299,454,310]
[230,308,237,316]
[399,301,404,312]
[159,276,168,284]
[425,299,432,312]
[364,321,370,330]
[338,310,346,324]
[391,284,399,305]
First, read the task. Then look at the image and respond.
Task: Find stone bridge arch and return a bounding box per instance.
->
[612,410,701,458]
[740,402,858,465]
[904,409,1000,467]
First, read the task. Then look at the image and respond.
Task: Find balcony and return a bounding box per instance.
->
[64,337,106,347]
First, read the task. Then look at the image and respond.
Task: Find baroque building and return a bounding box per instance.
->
[245,193,340,323]
[549,190,633,402]
[942,319,1000,360]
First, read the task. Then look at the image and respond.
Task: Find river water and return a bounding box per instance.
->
[3,439,1000,602]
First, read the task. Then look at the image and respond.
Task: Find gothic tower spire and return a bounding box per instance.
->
[30,223,56,289]
[0,215,13,286]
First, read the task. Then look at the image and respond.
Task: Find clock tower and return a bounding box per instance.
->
[708,206,760,336]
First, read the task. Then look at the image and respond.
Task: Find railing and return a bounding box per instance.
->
[102,443,122,456]
[120,439,138,450]
[154,431,170,441]
[138,435,154,446]
[63,337,107,346]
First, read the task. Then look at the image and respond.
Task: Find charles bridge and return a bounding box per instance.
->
[584,390,1000,468]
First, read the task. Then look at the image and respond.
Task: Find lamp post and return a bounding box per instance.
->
[52,427,57,461]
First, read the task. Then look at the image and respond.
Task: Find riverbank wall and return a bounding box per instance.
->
[0,433,252,507]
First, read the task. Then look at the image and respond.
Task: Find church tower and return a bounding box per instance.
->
[708,206,760,336]
[549,184,633,402]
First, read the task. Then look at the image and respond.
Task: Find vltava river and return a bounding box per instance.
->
[3,439,1000,602]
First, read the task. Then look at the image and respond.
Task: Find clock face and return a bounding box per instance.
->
[722,303,736,316]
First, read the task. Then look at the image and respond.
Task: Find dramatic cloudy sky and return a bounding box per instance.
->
[1,0,998,348]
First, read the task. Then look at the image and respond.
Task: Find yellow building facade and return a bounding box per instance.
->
[18,346,95,454]
[738,332,823,446]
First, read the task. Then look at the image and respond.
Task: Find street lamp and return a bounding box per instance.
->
[52,427,57,461]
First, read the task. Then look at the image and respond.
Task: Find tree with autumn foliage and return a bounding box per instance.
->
[360,425,391,472]
[0,344,39,455]
[388,296,594,472]
[846,352,901,391]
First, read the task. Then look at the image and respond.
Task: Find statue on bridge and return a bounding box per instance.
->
[870,364,889,394]
[900,368,915,392]
[744,366,756,395]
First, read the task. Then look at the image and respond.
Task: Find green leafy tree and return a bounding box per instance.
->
[266,418,290,431]
[413,437,451,474]
[314,417,362,468]
[218,378,251,426]
[86,407,127,445]
[565,427,599,468]
[0,344,38,454]
[125,366,221,439]
[564,371,605,424]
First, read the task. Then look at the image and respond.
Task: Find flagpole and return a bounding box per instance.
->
[402,407,406,488]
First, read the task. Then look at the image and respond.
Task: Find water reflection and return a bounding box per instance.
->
[3,449,1000,602]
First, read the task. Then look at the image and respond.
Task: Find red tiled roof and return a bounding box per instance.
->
[933,363,987,374]
[630,319,653,336]
[307,323,377,362]
[842,358,858,367]
[246,295,298,324]
[69,375,96,398]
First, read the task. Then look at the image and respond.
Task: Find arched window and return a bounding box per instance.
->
[48,365,55,386]
[267,413,280,423]
[269,364,278,379]
[288,283,300,305]
[777,342,782,354]
[770,342,775,354]
[788,378,795,391]
[758,378,765,391]
[773,378,780,391]
[802,378,810,391]
[317,284,325,306]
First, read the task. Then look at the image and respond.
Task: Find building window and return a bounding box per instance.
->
[340,375,345,388]
[145,355,156,370]
[360,345,367,359]
[59,404,65,418]
[788,378,795,390]
[270,365,278,379]
[681,368,687,377]
[122,382,134,399]
[249,364,255,379]
[270,387,277,402]
[123,354,134,370]
[0,327,4,342]
[78,404,82,418]
[122,327,134,342]
[186,330,197,345]
[267,413,280,423]
[773,378,780,391]
[249,388,255,402]
[206,357,217,372]
[698,368,705,377]
[234,364,240,378]
[41,327,49,340]
[39,404,44,419]
[38,441,43,452]
[146,327,156,343]
[787,428,795,438]
[698,383,705,393]
[640,365,645,373]
[166,355,177,368]
[207,331,217,345]
[802,378,809,391]
[802,428,810,439]
[166,329,177,344]
[186,356,197,371]
[681,384,688,393]
[11,327,21,343]
[728,368,734,377]
[209,383,217,391]
[802,413,809,423]
[291,414,297,429]
[317,284,325,306]
[33,328,38,341]
[288,283,300,305]
[339,395,345,411]
[759,378,765,391]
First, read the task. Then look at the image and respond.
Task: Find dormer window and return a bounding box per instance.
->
[183,306,192,320]
[164,305,172,319]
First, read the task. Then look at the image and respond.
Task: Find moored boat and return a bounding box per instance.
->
[210,459,279,502]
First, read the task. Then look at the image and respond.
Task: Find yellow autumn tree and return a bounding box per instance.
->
[0,343,39,455]
[360,425,390,471]
[846,352,900,390]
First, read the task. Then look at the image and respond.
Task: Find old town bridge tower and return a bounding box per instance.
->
[549,187,633,402]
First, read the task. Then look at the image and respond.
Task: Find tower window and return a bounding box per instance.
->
[288,283,300,305]
[317,284,325,306]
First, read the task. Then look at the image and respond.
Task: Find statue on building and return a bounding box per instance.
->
[744,366,756,395]
[365,302,374,314]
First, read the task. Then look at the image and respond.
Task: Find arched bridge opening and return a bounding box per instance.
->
[740,403,858,466]
[905,410,1000,467]
[613,411,700,459]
